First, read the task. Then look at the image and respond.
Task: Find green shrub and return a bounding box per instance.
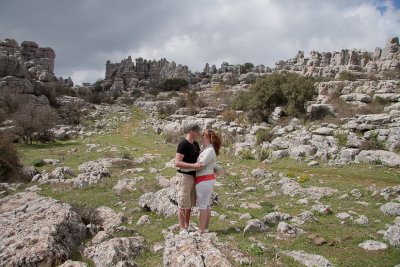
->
[231,72,317,122]
[256,148,270,162]
[338,71,356,81]
[240,62,254,74]
[164,78,188,91]
[255,128,274,144]
[221,109,236,122]
[32,159,45,167]
[298,174,309,183]
[286,171,296,178]
[239,149,255,160]
[335,132,348,147]
[361,131,386,150]
[0,136,21,182]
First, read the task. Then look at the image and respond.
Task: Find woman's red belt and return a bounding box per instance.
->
[195,173,216,184]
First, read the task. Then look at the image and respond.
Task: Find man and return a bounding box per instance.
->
[175,123,204,235]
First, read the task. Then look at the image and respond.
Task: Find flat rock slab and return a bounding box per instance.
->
[358,240,388,251]
[283,250,335,267]
[163,232,232,267]
[0,192,86,266]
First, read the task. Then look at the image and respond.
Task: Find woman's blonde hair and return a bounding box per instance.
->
[204,129,222,156]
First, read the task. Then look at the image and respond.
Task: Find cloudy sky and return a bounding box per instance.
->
[1,0,399,85]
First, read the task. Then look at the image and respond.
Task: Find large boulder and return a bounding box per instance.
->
[0,192,86,266]
[356,150,400,167]
[83,236,145,266]
[163,232,232,267]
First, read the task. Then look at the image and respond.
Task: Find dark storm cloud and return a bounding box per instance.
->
[0,0,399,84]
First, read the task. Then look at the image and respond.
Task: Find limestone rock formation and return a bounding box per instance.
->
[0,192,86,266]
[163,232,232,267]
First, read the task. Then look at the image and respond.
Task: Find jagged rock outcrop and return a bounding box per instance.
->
[0,39,56,81]
[104,56,196,94]
[0,192,86,266]
[275,37,399,79]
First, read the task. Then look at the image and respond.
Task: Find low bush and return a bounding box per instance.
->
[338,71,356,81]
[12,104,59,144]
[164,78,188,91]
[255,128,274,144]
[0,135,21,182]
[360,131,386,150]
[32,159,45,167]
[232,72,317,122]
[335,132,348,147]
[239,149,255,160]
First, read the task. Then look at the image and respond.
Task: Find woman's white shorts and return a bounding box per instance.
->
[195,179,215,210]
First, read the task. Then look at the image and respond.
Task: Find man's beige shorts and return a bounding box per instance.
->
[177,173,196,209]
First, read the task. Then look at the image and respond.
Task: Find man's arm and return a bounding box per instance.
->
[175,153,204,169]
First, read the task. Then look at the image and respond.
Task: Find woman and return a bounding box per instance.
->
[195,129,222,234]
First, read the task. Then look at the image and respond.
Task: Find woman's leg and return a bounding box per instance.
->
[196,180,215,233]
[205,206,211,231]
[199,209,208,232]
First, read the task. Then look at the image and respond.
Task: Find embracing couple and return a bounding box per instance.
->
[174,124,221,235]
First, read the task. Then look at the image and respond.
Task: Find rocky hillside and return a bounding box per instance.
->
[0,36,400,266]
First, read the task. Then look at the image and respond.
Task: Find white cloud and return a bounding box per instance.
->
[2,0,399,84]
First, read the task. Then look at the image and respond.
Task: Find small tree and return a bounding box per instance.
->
[232,72,317,122]
[12,104,59,144]
[164,78,188,91]
[0,134,21,182]
[240,62,254,74]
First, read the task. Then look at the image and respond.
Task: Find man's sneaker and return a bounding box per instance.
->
[179,228,189,235]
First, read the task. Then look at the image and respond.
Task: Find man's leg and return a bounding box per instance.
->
[178,208,186,229]
[184,208,191,229]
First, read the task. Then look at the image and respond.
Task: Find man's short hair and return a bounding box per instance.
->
[184,123,201,133]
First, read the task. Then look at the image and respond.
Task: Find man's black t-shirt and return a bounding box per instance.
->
[176,139,200,175]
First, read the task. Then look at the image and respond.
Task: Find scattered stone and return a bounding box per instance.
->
[308,161,319,167]
[350,189,363,199]
[243,219,269,234]
[113,177,143,194]
[138,187,177,217]
[136,215,150,226]
[239,213,252,220]
[92,206,125,233]
[283,250,334,267]
[240,202,262,209]
[380,202,400,216]
[262,212,292,224]
[244,187,256,192]
[383,224,400,247]
[298,198,309,205]
[309,234,327,246]
[355,215,370,226]
[251,168,268,179]
[153,243,164,253]
[58,260,88,267]
[336,212,353,220]
[313,204,332,215]
[277,222,303,237]
[92,231,110,245]
[359,240,388,251]
[84,236,145,267]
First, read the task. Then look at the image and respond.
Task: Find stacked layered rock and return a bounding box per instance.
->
[274,37,400,78]
[104,56,196,95]
[0,39,57,81]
